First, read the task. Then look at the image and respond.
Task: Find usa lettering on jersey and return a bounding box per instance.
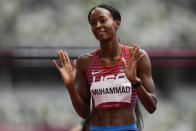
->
[92,72,125,82]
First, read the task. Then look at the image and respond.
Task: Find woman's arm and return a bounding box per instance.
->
[136,49,157,114]
[75,53,92,118]
[122,44,157,113]
[53,50,91,119]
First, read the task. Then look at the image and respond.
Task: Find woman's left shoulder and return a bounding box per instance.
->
[139,48,149,57]
[125,44,149,56]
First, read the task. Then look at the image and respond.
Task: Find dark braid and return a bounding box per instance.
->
[135,101,143,131]
[88,4,121,24]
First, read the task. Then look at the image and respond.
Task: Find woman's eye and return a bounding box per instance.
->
[90,22,95,26]
[100,18,107,23]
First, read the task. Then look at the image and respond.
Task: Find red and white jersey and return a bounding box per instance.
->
[86,45,137,109]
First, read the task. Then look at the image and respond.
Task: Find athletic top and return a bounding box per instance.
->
[86,45,137,109]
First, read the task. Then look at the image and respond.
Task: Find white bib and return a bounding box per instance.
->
[90,73,132,107]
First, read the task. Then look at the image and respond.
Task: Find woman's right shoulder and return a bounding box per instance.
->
[77,51,94,73]
[78,52,94,63]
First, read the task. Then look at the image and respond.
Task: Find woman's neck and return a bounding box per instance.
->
[99,37,122,60]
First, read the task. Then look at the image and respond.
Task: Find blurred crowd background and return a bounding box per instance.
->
[0,0,196,131]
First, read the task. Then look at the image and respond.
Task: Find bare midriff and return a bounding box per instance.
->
[90,105,136,126]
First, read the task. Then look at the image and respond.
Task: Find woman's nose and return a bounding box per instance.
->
[95,22,102,28]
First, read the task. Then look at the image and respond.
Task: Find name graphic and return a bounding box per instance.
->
[91,86,130,95]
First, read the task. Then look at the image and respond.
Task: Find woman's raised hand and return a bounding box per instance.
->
[53,50,77,87]
[121,44,144,84]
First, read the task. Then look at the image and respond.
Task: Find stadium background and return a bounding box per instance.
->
[0,0,196,131]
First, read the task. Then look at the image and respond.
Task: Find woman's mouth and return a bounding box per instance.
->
[97,31,105,36]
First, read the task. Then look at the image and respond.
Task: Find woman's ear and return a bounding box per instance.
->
[115,20,120,30]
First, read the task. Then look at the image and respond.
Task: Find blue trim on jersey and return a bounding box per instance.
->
[90,124,138,131]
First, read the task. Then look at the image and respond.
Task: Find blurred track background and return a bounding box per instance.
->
[0,0,196,131]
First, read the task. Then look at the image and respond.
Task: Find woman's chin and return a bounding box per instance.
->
[96,36,110,42]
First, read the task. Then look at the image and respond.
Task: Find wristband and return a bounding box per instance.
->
[132,80,142,89]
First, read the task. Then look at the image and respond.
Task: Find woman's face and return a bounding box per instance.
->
[89,7,119,42]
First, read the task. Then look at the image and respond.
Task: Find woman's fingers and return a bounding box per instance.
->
[58,50,65,66]
[131,45,136,60]
[132,44,140,60]
[135,45,140,55]
[133,44,144,63]
[60,50,67,64]
[72,59,77,72]
[58,50,72,66]
[56,50,74,70]
[53,60,60,70]
[64,51,71,65]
